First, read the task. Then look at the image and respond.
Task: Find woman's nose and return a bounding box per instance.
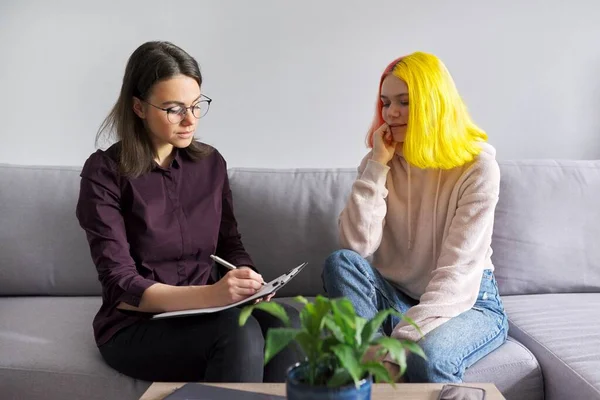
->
[387,104,402,118]
[181,109,195,125]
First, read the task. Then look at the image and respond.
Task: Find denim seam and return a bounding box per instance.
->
[465,359,538,376]
[373,286,404,315]
[453,312,508,376]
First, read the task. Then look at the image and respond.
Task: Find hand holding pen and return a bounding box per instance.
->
[210,255,274,303]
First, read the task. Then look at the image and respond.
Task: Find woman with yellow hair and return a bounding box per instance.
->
[322,52,508,382]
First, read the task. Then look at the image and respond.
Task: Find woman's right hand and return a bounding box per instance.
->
[371,123,396,165]
[212,267,265,305]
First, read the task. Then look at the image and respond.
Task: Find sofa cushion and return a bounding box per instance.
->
[503,293,600,400]
[279,297,543,400]
[492,160,600,295]
[0,164,100,296]
[229,162,600,298]
[3,160,599,298]
[228,168,357,296]
[0,297,149,400]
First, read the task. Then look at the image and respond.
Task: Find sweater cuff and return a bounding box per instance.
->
[360,159,390,188]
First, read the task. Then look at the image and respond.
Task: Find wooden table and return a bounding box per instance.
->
[140,382,505,399]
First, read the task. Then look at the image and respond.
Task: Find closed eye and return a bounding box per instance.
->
[166,105,185,114]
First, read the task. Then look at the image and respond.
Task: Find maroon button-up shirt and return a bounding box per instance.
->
[76,143,254,346]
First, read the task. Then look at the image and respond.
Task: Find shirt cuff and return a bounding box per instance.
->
[117,277,156,307]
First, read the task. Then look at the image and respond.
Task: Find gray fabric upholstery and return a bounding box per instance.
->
[0,164,100,296]
[464,338,543,400]
[228,168,357,296]
[503,293,600,400]
[0,294,540,400]
[2,160,600,400]
[0,297,150,400]
[492,160,600,296]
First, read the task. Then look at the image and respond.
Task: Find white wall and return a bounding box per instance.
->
[1,0,599,168]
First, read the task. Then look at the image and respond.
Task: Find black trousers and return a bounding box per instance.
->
[99,303,302,383]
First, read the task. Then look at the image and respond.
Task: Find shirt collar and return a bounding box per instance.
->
[152,148,182,171]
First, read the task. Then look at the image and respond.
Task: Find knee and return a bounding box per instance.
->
[322,249,360,281]
[223,312,264,362]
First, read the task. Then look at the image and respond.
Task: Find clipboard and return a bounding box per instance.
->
[151,262,308,320]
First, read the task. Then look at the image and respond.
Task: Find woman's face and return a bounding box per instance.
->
[380,74,409,143]
[133,74,201,156]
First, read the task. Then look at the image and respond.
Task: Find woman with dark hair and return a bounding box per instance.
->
[76,41,300,383]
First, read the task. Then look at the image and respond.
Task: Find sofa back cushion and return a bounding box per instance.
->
[491,160,600,295]
[0,164,101,295]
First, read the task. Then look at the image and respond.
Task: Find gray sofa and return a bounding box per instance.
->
[1,160,599,400]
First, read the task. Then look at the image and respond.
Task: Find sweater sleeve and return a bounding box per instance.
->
[390,157,501,343]
[339,152,391,257]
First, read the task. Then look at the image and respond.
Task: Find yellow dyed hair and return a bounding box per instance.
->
[367,52,487,169]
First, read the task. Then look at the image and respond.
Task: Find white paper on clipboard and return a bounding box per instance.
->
[151,262,308,320]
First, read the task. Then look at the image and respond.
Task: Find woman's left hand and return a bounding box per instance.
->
[254,292,276,304]
[238,266,275,304]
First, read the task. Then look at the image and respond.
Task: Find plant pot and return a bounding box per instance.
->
[286,362,372,400]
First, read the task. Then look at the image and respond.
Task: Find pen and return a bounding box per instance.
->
[210,255,266,285]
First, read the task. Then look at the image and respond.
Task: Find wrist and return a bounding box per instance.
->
[196,284,225,308]
[371,154,389,165]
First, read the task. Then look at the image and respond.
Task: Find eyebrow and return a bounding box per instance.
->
[380,93,409,100]
[160,95,202,106]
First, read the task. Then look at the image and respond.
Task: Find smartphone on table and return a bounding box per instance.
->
[437,384,486,400]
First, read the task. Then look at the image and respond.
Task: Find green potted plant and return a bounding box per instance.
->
[239,295,426,400]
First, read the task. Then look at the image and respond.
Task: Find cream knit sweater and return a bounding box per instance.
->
[339,143,500,342]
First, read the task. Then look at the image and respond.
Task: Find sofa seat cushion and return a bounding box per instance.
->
[0,297,150,400]
[503,293,600,400]
[278,297,543,400]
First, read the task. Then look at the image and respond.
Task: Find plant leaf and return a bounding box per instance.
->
[374,337,407,377]
[321,336,339,355]
[331,344,362,388]
[331,298,357,327]
[363,361,393,385]
[264,328,301,365]
[323,315,345,342]
[374,336,426,378]
[295,330,316,359]
[300,302,316,332]
[400,314,425,337]
[294,296,309,305]
[395,344,407,376]
[330,298,357,345]
[327,367,353,388]
[361,309,397,345]
[238,305,257,326]
[354,316,367,347]
[252,301,290,327]
[313,296,332,333]
[400,339,427,360]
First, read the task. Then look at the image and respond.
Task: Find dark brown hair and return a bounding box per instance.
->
[96,41,212,177]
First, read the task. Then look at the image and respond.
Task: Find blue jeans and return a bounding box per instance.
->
[322,249,508,383]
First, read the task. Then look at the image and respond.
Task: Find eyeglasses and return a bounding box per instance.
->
[140,94,212,124]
